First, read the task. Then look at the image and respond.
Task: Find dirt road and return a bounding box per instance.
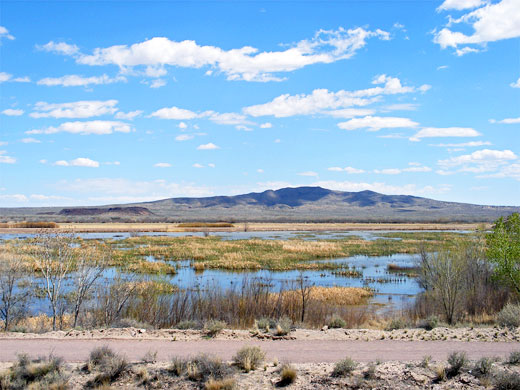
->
[0,339,517,363]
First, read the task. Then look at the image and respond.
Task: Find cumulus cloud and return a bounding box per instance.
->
[0,26,15,41]
[438,149,518,173]
[54,158,100,167]
[0,72,30,83]
[197,142,220,150]
[30,100,118,119]
[154,162,171,168]
[260,122,272,128]
[409,127,481,141]
[193,163,204,168]
[2,108,24,116]
[338,116,419,131]
[37,41,79,56]
[243,75,427,117]
[27,120,132,135]
[0,150,16,164]
[511,77,520,88]
[491,117,520,124]
[115,110,142,120]
[434,0,520,54]
[20,138,41,144]
[37,74,126,87]
[150,106,199,120]
[479,163,520,180]
[58,27,390,82]
[437,0,484,11]
[328,166,365,174]
[430,141,492,147]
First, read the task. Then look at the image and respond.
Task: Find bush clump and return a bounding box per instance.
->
[170,354,234,382]
[175,320,201,330]
[446,351,468,377]
[494,371,520,390]
[204,377,236,390]
[327,314,347,329]
[332,357,358,377]
[204,320,226,337]
[0,354,68,390]
[497,304,520,328]
[273,317,292,336]
[233,346,265,372]
[508,351,520,366]
[417,315,440,330]
[86,346,128,387]
[472,357,494,377]
[385,318,407,331]
[278,364,297,387]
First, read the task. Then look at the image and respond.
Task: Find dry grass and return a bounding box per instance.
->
[273,287,373,306]
[178,223,234,228]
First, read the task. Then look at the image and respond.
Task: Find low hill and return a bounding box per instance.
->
[0,186,518,223]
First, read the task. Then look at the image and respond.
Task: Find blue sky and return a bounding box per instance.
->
[0,0,519,207]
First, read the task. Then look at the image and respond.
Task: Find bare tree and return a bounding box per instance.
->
[97,274,137,326]
[297,272,312,323]
[29,231,76,331]
[71,244,108,328]
[0,249,31,331]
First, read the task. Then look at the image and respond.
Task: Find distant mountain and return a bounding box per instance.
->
[1,186,519,223]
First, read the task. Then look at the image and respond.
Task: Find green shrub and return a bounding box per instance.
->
[2,354,67,390]
[175,320,201,330]
[472,357,494,377]
[86,346,128,386]
[508,351,520,366]
[255,318,274,332]
[494,371,520,390]
[278,364,297,386]
[447,351,468,377]
[497,304,520,328]
[418,315,440,330]
[332,357,358,377]
[328,314,346,329]
[204,320,226,337]
[385,318,407,331]
[273,317,292,336]
[233,346,265,372]
[172,354,233,382]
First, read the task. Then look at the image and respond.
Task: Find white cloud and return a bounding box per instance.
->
[69,27,389,82]
[244,75,425,117]
[54,157,99,167]
[37,41,79,56]
[437,0,484,11]
[493,117,520,124]
[260,122,272,128]
[0,150,16,164]
[374,168,402,175]
[0,142,7,146]
[115,110,142,120]
[150,106,199,120]
[437,65,449,70]
[298,171,318,177]
[20,138,40,144]
[382,103,418,111]
[175,134,194,141]
[511,77,520,88]
[154,162,171,168]
[149,79,166,88]
[438,149,518,173]
[0,72,11,83]
[0,26,14,41]
[13,76,30,83]
[479,163,520,180]
[410,127,481,141]
[327,108,376,118]
[328,166,365,174]
[207,112,249,125]
[193,163,204,168]
[37,74,126,87]
[2,108,24,116]
[434,0,520,54]
[338,116,419,131]
[208,163,215,168]
[197,142,220,150]
[178,122,188,129]
[431,141,492,147]
[27,120,132,135]
[257,168,264,173]
[30,100,118,118]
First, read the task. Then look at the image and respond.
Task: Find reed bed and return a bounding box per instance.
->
[272,287,373,306]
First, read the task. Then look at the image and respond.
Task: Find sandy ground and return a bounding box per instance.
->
[0,222,486,233]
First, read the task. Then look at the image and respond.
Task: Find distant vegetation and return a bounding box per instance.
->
[0,221,58,228]
[177,222,234,228]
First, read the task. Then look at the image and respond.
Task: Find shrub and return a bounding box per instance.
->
[170,357,186,376]
[508,351,520,366]
[273,317,292,336]
[327,314,346,329]
[385,318,407,331]
[175,320,201,330]
[332,357,358,377]
[204,377,236,390]
[204,320,226,337]
[434,365,447,382]
[173,354,233,382]
[497,304,520,328]
[363,363,377,380]
[418,315,440,330]
[278,364,297,386]
[420,355,432,368]
[255,318,273,332]
[233,346,265,372]
[87,346,128,386]
[472,357,494,377]
[494,371,520,390]
[447,351,468,377]
[141,350,158,364]
[3,354,67,390]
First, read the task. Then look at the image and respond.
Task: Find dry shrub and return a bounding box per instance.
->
[233,346,265,372]
[278,364,297,386]
[2,353,67,390]
[332,357,357,377]
[204,377,236,390]
[86,346,128,387]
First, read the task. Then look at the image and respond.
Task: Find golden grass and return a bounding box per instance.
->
[273,287,373,306]
[178,222,234,228]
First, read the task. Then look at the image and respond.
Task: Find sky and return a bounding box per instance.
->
[0,0,519,207]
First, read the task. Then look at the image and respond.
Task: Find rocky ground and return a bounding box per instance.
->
[1,326,519,343]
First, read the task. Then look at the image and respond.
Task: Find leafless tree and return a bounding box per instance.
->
[97,274,137,326]
[71,244,109,328]
[297,272,312,323]
[29,231,76,331]
[0,249,31,331]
